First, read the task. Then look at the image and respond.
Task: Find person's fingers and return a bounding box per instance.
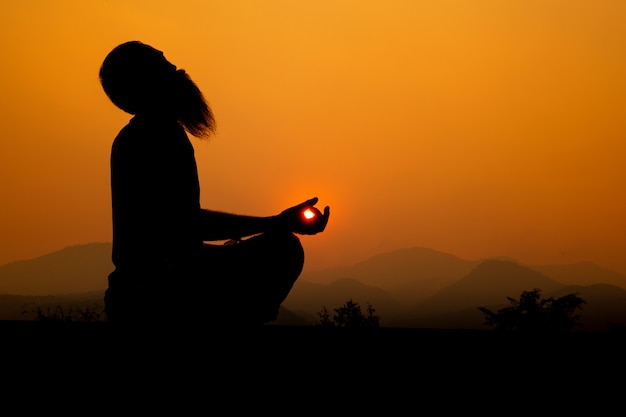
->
[286,200,328,235]
[321,207,330,229]
[283,197,317,215]
[302,197,318,207]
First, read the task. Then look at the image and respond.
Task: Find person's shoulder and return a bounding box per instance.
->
[111,116,150,154]
[114,115,179,139]
[112,115,191,157]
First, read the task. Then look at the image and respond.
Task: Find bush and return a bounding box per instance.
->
[478,288,585,332]
[316,299,380,328]
[21,303,106,323]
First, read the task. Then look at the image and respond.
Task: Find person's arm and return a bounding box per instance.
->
[196,209,278,242]
[197,197,330,242]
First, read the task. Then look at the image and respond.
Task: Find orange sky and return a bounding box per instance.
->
[1,0,625,277]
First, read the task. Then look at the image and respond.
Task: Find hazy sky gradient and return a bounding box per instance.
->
[1,0,625,276]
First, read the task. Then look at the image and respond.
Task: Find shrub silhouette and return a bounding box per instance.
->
[317,299,380,328]
[478,288,585,332]
[21,303,106,323]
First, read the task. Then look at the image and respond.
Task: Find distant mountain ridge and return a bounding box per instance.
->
[4,243,625,296]
[409,259,564,313]
[532,261,626,288]
[0,242,112,296]
[289,247,626,330]
[298,247,481,305]
[2,243,626,330]
[390,259,564,329]
[298,246,626,303]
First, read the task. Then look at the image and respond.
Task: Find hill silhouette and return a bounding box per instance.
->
[0,242,112,295]
[416,259,564,312]
[299,246,480,305]
[533,261,626,288]
[389,270,626,332]
[2,243,626,331]
[548,284,626,331]
[390,259,565,328]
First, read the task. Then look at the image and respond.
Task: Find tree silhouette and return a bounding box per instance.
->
[478,288,585,332]
[317,306,334,327]
[316,299,380,328]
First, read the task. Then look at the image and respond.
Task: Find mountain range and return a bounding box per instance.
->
[0,242,112,296]
[2,243,626,331]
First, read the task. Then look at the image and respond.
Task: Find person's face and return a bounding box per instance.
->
[153,48,177,74]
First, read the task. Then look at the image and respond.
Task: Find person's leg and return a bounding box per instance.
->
[105,270,141,324]
[105,269,171,326]
[200,231,304,326]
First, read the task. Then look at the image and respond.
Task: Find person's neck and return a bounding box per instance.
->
[135,111,177,121]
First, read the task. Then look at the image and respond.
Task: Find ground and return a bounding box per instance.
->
[2,321,623,410]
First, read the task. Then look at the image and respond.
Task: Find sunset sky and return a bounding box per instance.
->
[1,0,625,278]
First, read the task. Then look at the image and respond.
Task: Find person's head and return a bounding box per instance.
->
[99,41,215,138]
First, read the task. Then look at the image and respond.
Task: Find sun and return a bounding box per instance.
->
[303,208,316,220]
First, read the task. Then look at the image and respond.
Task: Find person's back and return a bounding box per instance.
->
[107,114,205,324]
[110,115,202,272]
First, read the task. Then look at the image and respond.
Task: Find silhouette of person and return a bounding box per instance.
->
[99,41,330,329]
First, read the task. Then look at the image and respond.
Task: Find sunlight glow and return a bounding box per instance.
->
[303,208,316,220]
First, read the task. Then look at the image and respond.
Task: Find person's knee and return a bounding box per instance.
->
[275,231,304,273]
[230,231,305,282]
[252,231,304,280]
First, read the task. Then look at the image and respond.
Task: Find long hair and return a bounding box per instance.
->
[99,41,216,138]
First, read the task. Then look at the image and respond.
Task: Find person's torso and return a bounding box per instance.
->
[110,115,203,273]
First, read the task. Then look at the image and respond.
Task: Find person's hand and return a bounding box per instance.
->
[276,197,330,235]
